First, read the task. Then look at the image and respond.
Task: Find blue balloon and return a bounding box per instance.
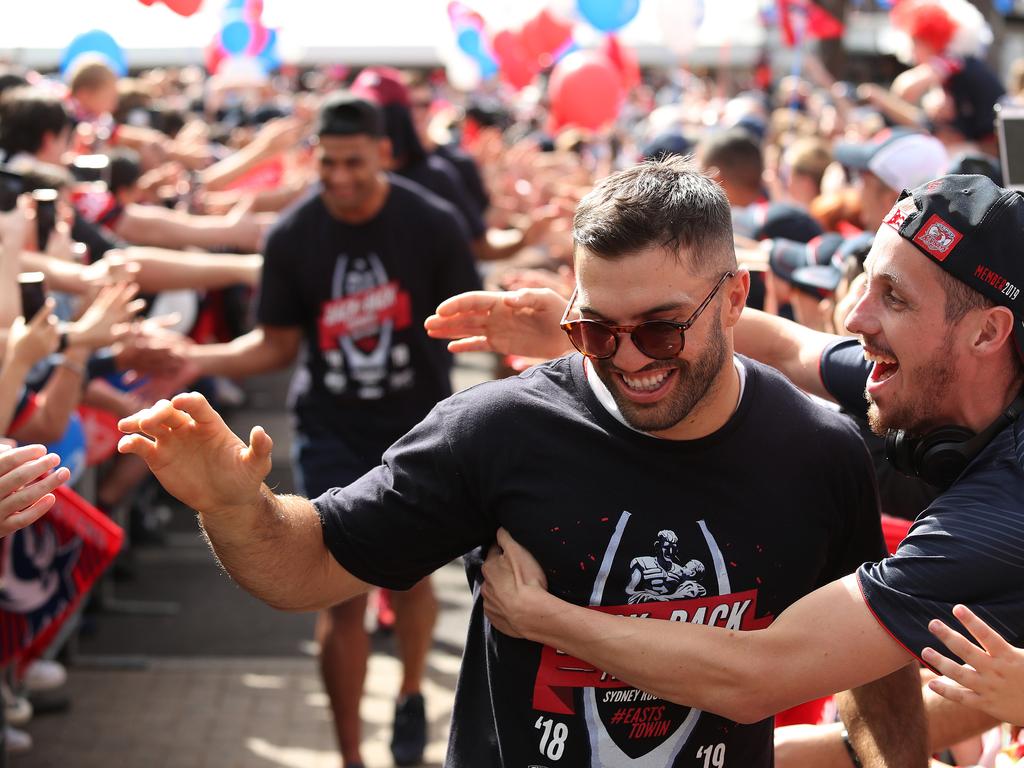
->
[456,25,484,58]
[577,0,641,32]
[223,0,246,9]
[995,0,1013,14]
[220,19,252,55]
[475,50,499,80]
[45,412,86,487]
[259,27,278,57]
[61,30,127,77]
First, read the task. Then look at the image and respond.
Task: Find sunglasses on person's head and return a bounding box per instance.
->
[559,271,735,360]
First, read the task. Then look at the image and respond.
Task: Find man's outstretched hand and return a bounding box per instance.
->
[425,288,571,360]
[117,392,272,516]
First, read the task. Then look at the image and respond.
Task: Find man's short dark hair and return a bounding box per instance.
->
[699,129,764,192]
[315,91,384,139]
[0,87,72,158]
[572,156,736,274]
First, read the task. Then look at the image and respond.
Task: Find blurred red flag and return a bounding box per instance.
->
[777,0,844,46]
[0,486,123,672]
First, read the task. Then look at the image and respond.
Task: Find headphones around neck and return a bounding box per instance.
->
[885,390,1024,488]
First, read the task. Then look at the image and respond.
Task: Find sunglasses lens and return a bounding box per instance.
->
[568,322,616,359]
[633,322,684,359]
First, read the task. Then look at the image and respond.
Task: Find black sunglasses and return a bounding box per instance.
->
[559,272,735,360]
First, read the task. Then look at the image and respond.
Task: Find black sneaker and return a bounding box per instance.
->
[390,692,427,766]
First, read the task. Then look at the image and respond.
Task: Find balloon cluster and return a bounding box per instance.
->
[206,0,281,77]
[443,0,647,132]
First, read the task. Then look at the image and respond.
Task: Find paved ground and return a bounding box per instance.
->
[17,356,494,768]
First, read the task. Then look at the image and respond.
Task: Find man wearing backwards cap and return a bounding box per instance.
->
[426,173,1024,761]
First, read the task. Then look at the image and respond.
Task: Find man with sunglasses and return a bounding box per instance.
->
[116,157,921,767]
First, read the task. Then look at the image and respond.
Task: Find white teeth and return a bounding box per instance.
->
[863,351,898,365]
[622,370,671,391]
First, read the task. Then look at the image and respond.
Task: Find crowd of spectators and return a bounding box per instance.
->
[0,2,1023,763]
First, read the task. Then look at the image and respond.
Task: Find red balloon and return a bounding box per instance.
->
[137,0,158,5]
[548,51,624,131]
[601,34,640,91]
[162,0,203,16]
[534,10,573,56]
[205,39,227,74]
[491,29,539,91]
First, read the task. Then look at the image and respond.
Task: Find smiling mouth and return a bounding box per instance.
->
[613,368,680,401]
[864,349,900,384]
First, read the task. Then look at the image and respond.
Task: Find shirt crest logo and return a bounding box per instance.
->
[913,214,962,262]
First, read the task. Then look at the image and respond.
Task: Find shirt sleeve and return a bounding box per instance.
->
[313,398,493,590]
[857,470,1024,665]
[255,221,304,328]
[819,338,871,420]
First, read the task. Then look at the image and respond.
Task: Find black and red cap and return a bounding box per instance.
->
[883,174,1024,360]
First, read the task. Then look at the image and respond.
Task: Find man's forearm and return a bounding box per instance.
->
[733,309,837,399]
[124,248,262,290]
[198,487,368,611]
[185,328,295,379]
[838,662,927,767]
[0,360,31,434]
[520,591,774,723]
[512,577,910,725]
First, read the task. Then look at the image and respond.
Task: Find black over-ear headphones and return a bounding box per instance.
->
[885,390,1024,488]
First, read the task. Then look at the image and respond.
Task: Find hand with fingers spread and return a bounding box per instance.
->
[923,605,1024,726]
[67,282,146,349]
[0,444,70,537]
[425,288,571,359]
[117,392,272,516]
[6,299,60,370]
[481,528,550,639]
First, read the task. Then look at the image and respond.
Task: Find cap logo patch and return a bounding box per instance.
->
[883,196,918,231]
[913,214,962,262]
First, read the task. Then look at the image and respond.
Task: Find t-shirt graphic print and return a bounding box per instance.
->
[533,512,772,766]
[318,252,414,400]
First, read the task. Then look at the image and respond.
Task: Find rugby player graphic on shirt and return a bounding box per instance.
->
[318,252,414,399]
[530,512,773,766]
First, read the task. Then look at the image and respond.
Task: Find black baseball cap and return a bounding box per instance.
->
[790,231,875,294]
[882,174,1024,359]
[769,233,845,296]
[731,201,823,244]
[315,91,385,138]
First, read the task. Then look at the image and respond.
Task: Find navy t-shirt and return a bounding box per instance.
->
[819,338,1024,665]
[256,174,481,454]
[315,355,884,767]
[400,154,486,240]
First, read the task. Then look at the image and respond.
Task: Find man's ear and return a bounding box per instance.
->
[377,137,394,168]
[971,306,1016,357]
[723,270,750,327]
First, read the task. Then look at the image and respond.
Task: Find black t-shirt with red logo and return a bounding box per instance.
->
[256,174,480,456]
[314,354,884,767]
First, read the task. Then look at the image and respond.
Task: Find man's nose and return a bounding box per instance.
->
[844,289,879,337]
[611,332,655,372]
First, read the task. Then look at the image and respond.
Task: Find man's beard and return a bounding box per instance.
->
[865,335,957,437]
[594,317,729,433]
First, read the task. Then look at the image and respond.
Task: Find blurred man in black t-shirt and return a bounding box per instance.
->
[174,91,481,768]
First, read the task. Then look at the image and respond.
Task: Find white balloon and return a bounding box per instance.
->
[445,49,483,92]
[659,0,703,56]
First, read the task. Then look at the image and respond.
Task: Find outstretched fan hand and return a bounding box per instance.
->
[117,392,272,515]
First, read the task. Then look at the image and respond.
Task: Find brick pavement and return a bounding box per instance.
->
[21,559,472,768]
